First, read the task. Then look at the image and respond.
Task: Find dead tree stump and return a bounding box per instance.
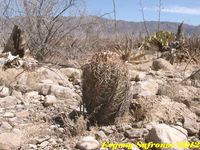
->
[2,25,26,58]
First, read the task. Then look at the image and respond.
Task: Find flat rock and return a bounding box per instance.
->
[132,79,159,98]
[3,112,15,118]
[24,91,42,103]
[50,85,76,99]
[130,96,197,125]
[125,128,148,138]
[39,141,49,148]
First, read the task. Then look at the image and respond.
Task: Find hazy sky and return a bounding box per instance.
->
[86,0,200,25]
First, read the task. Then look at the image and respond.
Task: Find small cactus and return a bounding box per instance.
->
[81,52,131,124]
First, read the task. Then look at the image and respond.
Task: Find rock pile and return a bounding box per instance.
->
[0,50,199,150]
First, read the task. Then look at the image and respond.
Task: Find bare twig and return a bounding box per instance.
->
[157,0,161,31]
[139,0,149,36]
[112,0,117,33]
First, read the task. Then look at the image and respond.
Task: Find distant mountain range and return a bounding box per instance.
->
[79,16,200,37]
[64,16,199,38]
[1,16,200,38]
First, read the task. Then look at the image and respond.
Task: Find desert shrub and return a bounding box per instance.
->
[184,37,200,63]
[162,36,200,64]
[81,51,131,124]
[106,36,150,64]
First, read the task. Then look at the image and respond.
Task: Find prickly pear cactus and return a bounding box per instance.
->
[141,31,176,51]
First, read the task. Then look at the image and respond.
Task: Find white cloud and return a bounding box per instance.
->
[144,6,200,15]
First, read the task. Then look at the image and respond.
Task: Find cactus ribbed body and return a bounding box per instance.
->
[82,52,131,124]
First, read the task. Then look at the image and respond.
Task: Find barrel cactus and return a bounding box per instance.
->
[81,52,131,124]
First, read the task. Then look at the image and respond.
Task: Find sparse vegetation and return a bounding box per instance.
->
[0,1,199,150]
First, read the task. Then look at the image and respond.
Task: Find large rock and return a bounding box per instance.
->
[36,67,69,83]
[146,124,188,150]
[130,96,197,125]
[132,79,159,98]
[76,136,100,150]
[15,67,71,92]
[158,84,200,102]
[50,85,76,99]
[152,58,174,71]
[0,132,21,149]
[158,84,200,116]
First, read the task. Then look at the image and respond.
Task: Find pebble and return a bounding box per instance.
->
[43,95,57,107]
[29,144,37,149]
[39,141,49,148]
[101,127,114,135]
[12,128,21,135]
[35,136,50,144]
[0,86,9,97]
[117,124,132,132]
[95,131,107,140]
[3,112,15,118]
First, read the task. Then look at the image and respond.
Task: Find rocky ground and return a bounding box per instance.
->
[0,53,199,150]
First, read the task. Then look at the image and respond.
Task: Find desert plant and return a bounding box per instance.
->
[0,0,85,61]
[176,21,184,42]
[141,30,176,51]
[108,36,147,63]
[3,25,26,58]
[184,37,200,62]
[81,51,131,124]
[159,23,200,65]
